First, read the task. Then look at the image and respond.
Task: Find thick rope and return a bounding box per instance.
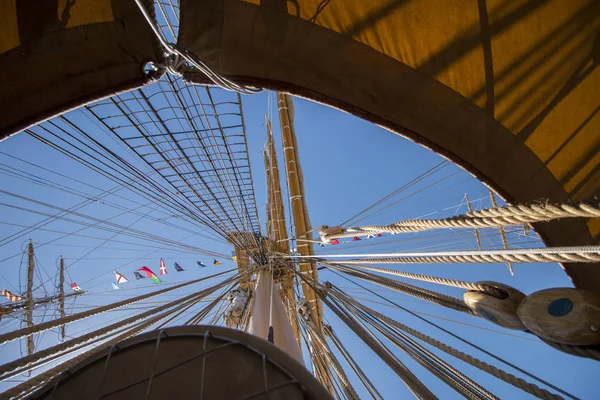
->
[326,264,476,315]
[339,263,504,297]
[0,270,234,346]
[335,252,600,264]
[0,275,238,379]
[322,201,600,240]
[332,288,565,400]
[305,246,600,265]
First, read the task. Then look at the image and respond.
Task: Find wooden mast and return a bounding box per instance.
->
[276,93,322,326]
[265,118,302,351]
[276,93,335,392]
[25,240,35,356]
[59,256,66,341]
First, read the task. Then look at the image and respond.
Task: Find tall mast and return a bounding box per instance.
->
[276,93,323,326]
[265,117,302,351]
[277,93,335,392]
[59,256,66,341]
[25,240,35,357]
[267,119,288,245]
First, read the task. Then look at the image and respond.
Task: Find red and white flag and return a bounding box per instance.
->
[159,258,168,275]
[70,283,83,293]
[114,270,129,284]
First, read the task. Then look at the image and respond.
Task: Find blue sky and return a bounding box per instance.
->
[0,88,598,398]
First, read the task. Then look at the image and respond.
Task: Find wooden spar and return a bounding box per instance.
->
[277,93,335,392]
[265,119,302,351]
[267,119,288,245]
[276,93,322,327]
[26,241,35,357]
[489,190,514,276]
[465,194,482,250]
[263,146,276,240]
[59,257,66,341]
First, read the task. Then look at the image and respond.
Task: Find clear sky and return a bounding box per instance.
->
[0,88,598,399]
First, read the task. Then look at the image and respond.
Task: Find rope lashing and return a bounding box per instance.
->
[320,201,600,241]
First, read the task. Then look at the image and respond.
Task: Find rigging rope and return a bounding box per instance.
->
[323,201,600,240]
[327,269,578,400]
[331,288,565,400]
[304,318,359,400]
[284,262,437,399]
[296,245,600,264]
[337,263,504,297]
[325,263,475,315]
[345,298,496,400]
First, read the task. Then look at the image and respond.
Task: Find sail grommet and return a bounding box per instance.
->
[517,288,600,346]
[464,281,527,330]
[319,225,343,244]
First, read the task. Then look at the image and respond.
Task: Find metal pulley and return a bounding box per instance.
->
[517,288,600,346]
[319,225,343,244]
[463,281,527,330]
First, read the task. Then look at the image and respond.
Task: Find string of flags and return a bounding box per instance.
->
[319,233,383,247]
[1,258,229,297]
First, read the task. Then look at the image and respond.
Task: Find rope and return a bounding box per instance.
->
[327,328,384,399]
[326,294,437,399]
[332,288,565,400]
[326,268,578,400]
[0,270,234,346]
[287,263,437,399]
[298,245,600,264]
[338,264,504,297]
[305,319,359,400]
[327,264,475,315]
[322,201,600,240]
[347,299,496,400]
